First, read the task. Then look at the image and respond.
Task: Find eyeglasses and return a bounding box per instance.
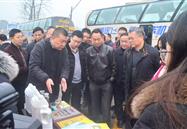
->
[159,50,173,53]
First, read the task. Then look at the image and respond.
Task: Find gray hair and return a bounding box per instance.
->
[129,27,145,38]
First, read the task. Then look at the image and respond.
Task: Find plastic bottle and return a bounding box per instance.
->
[31,94,49,121]
[40,107,53,129]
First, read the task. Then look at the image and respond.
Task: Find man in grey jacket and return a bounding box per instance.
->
[28,28,69,102]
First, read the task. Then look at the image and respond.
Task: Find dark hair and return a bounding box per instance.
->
[33,27,44,34]
[0,34,7,41]
[166,11,187,72]
[47,26,56,31]
[120,33,128,38]
[72,30,83,38]
[91,28,103,36]
[52,27,68,37]
[107,33,111,38]
[9,29,21,38]
[82,28,91,35]
[127,57,187,129]
[157,33,167,50]
[118,27,127,32]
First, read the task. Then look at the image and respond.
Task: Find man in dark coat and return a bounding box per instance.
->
[123,27,160,128]
[26,27,44,63]
[65,30,86,110]
[4,29,28,114]
[79,28,92,113]
[113,33,130,128]
[28,27,69,102]
[86,28,116,126]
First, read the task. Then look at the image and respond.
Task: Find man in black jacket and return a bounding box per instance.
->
[26,27,44,63]
[28,27,69,102]
[113,33,130,128]
[123,27,160,128]
[86,29,115,126]
[65,30,86,110]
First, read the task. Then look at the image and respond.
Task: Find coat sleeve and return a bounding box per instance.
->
[109,48,116,82]
[60,47,69,80]
[29,43,49,85]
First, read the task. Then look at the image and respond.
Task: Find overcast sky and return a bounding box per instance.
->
[0,0,147,28]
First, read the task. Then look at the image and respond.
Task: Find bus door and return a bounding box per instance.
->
[139,25,153,46]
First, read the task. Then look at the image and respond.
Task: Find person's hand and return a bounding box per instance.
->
[46,78,54,93]
[60,78,67,92]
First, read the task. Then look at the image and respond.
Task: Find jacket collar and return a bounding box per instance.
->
[93,44,104,52]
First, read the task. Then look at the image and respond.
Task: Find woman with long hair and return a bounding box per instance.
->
[126,11,187,129]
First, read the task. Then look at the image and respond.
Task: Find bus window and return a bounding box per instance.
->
[87,10,100,25]
[44,18,52,29]
[115,4,146,23]
[96,7,120,25]
[140,25,153,45]
[141,1,181,22]
[174,1,187,20]
[28,22,33,31]
[39,19,46,29]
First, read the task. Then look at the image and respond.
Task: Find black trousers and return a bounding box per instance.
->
[113,82,125,122]
[89,81,113,126]
[71,82,82,110]
[63,82,82,111]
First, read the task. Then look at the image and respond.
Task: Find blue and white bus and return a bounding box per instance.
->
[86,0,187,46]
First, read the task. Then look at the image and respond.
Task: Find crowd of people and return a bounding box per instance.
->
[1,11,187,129]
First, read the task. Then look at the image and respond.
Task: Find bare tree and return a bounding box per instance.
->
[69,0,82,20]
[22,0,51,21]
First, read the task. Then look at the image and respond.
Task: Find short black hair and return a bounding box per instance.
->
[120,33,128,38]
[91,28,103,36]
[107,33,111,38]
[52,27,68,37]
[118,27,127,32]
[9,29,22,38]
[82,28,91,35]
[33,27,44,34]
[0,34,7,41]
[72,30,83,38]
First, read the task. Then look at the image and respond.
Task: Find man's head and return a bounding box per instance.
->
[9,29,23,47]
[91,28,104,47]
[32,27,44,42]
[0,34,7,44]
[69,30,83,50]
[105,33,112,42]
[82,28,91,44]
[120,33,130,49]
[50,27,68,50]
[45,26,56,39]
[117,27,127,40]
[129,27,145,50]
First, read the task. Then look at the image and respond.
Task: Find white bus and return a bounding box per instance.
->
[86,0,187,46]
